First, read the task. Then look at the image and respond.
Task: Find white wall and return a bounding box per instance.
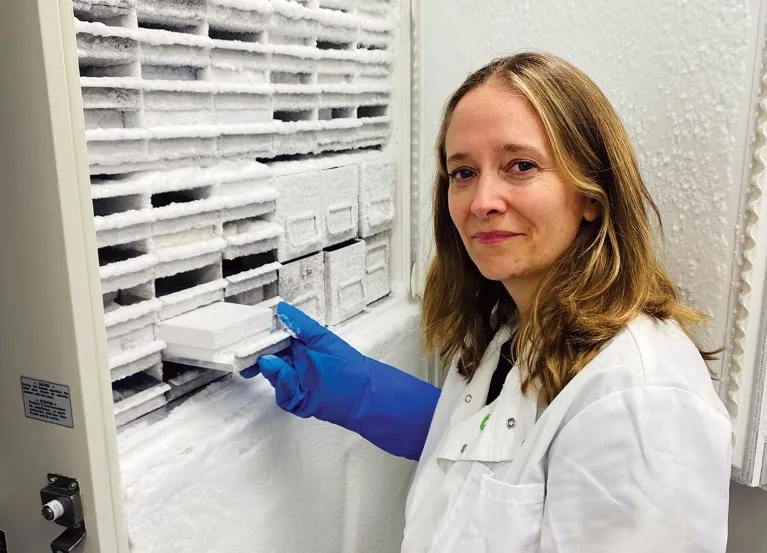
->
[415,0,766,551]
[117,296,426,553]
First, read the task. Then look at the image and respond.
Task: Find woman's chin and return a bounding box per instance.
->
[476,265,519,282]
[473,257,535,281]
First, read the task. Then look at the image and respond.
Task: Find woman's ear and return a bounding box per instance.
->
[583,197,602,223]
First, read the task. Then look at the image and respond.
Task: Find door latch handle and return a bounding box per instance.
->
[40,474,86,553]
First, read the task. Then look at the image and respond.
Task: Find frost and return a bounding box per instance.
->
[104,298,163,328]
[154,237,227,262]
[76,0,397,428]
[109,339,166,371]
[100,253,157,280]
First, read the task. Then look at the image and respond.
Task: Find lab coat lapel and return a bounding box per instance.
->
[435,327,538,466]
[446,327,509,427]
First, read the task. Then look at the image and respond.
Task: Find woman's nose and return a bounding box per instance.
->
[470,174,507,218]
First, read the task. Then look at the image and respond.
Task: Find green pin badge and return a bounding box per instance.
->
[480,414,491,431]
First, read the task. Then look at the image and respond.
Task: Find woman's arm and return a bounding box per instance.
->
[540,386,731,553]
[240,302,441,461]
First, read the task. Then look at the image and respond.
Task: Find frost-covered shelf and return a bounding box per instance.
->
[74,19,395,71]
[84,118,391,170]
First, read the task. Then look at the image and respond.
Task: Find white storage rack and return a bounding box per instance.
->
[75,0,398,426]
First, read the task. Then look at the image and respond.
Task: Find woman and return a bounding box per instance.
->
[241,52,731,552]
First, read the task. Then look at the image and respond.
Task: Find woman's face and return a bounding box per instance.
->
[445,82,600,307]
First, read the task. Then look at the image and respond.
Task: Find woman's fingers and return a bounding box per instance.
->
[238,342,294,379]
[258,354,307,413]
[277,301,351,354]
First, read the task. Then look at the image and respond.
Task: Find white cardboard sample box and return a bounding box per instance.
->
[321,164,359,248]
[158,300,290,371]
[274,169,325,261]
[159,301,273,350]
[278,252,326,325]
[359,156,395,237]
[325,239,366,326]
[364,231,390,305]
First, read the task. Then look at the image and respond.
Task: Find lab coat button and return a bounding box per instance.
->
[506,417,517,429]
[461,444,467,453]
[464,394,472,403]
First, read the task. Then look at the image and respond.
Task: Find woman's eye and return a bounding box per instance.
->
[509,160,538,174]
[449,168,475,181]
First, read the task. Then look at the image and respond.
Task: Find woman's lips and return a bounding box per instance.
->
[473,231,520,245]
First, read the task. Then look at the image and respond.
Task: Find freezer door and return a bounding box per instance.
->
[0,1,129,551]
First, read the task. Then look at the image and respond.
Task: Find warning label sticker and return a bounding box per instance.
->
[21,377,73,428]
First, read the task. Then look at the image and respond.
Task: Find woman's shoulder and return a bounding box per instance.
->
[559,314,728,421]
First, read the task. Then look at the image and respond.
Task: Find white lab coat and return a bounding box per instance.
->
[402,315,731,553]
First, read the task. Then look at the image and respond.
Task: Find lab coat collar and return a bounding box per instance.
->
[435,326,539,466]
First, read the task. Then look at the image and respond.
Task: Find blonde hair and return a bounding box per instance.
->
[421,52,717,404]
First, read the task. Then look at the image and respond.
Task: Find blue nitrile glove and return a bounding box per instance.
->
[240,302,441,461]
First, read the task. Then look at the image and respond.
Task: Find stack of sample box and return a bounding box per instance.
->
[74,0,398,425]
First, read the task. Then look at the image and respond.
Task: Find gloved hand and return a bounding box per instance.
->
[240,302,440,461]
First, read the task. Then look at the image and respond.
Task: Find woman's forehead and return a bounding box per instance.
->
[445,85,550,160]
